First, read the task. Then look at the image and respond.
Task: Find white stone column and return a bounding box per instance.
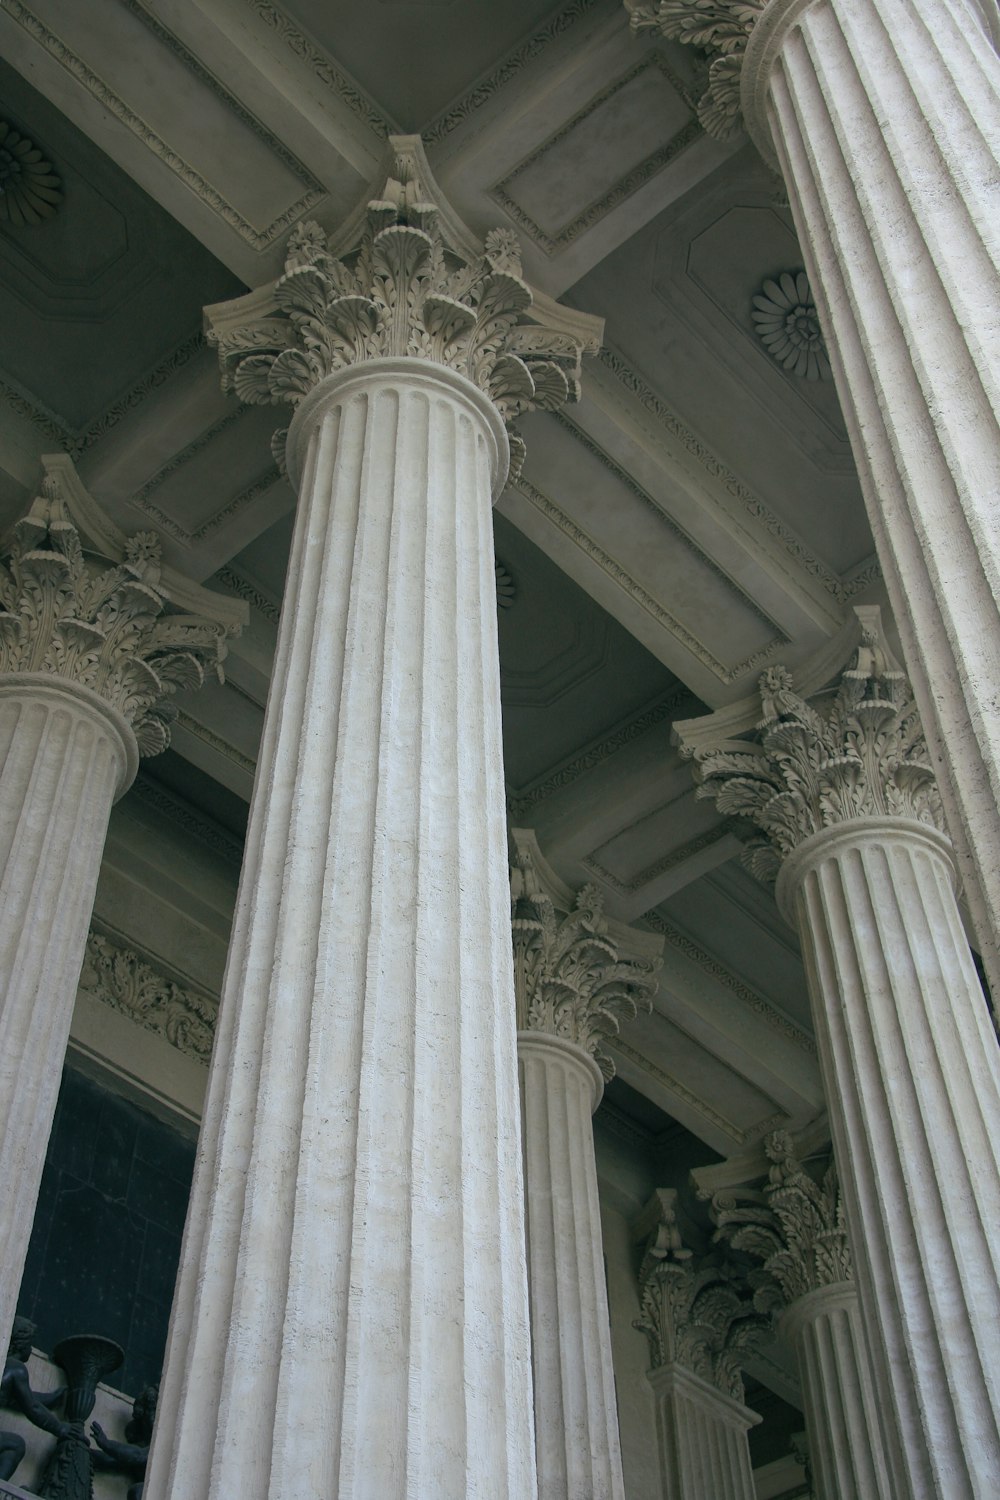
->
[686,623,1000,1498]
[783,1282,889,1500]
[648,1365,759,1500]
[0,470,238,1354]
[631,0,1000,991]
[511,840,660,1499]
[701,1132,898,1500]
[632,1189,768,1500]
[145,140,600,1500]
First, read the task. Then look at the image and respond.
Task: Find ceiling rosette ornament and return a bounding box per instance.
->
[627,0,765,140]
[0,118,62,225]
[691,626,946,883]
[510,847,660,1078]
[207,141,600,481]
[752,271,831,381]
[0,477,234,756]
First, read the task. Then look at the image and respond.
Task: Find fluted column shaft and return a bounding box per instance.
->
[778,819,1000,1497]
[518,1033,624,1500]
[0,677,134,1344]
[648,1365,758,1500]
[782,1281,895,1500]
[145,359,536,1500]
[742,0,1000,990]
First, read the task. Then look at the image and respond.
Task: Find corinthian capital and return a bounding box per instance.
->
[706,1131,852,1312]
[510,836,660,1078]
[688,615,946,881]
[626,0,765,139]
[632,1188,771,1401]
[205,137,601,480]
[0,459,244,755]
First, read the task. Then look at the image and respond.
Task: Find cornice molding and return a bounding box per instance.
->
[244,0,396,138]
[213,565,281,624]
[640,908,815,1055]
[613,1036,786,1144]
[0,0,324,250]
[506,684,694,817]
[596,346,846,602]
[491,53,700,255]
[423,0,603,145]
[511,475,781,684]
[128,772,245,864]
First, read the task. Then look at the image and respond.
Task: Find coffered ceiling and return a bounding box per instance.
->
[0,0,878,1298]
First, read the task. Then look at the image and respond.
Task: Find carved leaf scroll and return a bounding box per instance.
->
[708,1131,853,1311]
[0,478,233,756]
[628,0,765,139]
[209,158,588,480]
[693,630,946,881]
[510,847,660,1078]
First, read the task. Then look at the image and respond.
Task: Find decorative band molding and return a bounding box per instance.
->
[0,0,325,249]
[80,927,218,1065]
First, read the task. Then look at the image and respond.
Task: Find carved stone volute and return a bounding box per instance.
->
[510,842,660,1079]
[706,1131,852,1314]
[205,137,602,480]
[689,619,946,882]
[0,465,243,756]
[626,0,766,140]
[632,1188,772,1403]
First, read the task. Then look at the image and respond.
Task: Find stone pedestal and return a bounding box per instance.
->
[779,819,1000,1496]
[737,0,1000,995]
[519,1034,623,1500]
[0,679,133,1346]
[648,1364,758,1500]
[782,1282,895,1500]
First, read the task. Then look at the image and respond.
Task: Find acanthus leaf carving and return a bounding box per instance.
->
[627,0,765,139]
[632,1188,771,1401]
[692,624,947,880]
[80,931,217,1064]
[510,847,660,1078]
[0,478,236,756]
[707,1131,852,1311]
[208,150,591,479]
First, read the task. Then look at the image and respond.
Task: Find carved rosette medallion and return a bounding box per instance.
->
[0,118,62,225]
[633,1189,771,1401]
[208,147,592,479]
[707,1131,852,1314]
[510,848,660,1079]
[627,0,765,139]
[691,628,946,882]
[0,479,233,755]
[752,270,830,381]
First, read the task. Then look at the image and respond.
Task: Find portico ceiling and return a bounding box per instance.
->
[0,0,876,1190]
